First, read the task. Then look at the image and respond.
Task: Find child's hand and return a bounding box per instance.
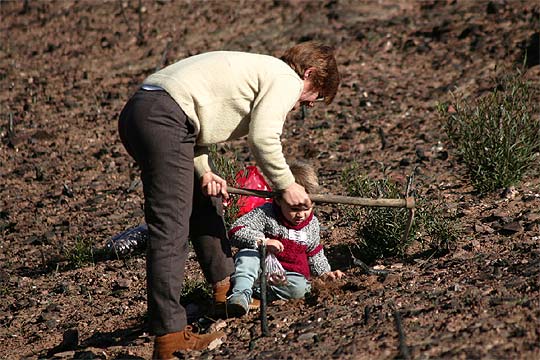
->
[321,270,345,280]
[265,239,284,254]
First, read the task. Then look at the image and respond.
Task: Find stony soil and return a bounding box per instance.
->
[1,0,539,359]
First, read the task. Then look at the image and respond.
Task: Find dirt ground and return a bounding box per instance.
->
[1,0,539,359]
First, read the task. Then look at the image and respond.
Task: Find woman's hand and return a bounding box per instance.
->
[321,270,345,280]
[281,182,311,208]
[265,239,284,254]
[201,172,228,199]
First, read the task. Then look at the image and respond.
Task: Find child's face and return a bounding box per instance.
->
[276,199,313,225]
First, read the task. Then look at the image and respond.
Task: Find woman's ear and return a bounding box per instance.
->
[303,67,317,79]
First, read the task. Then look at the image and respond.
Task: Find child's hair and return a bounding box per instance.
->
[288,160,319,194]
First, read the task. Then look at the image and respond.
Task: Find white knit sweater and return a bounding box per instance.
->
[229,203,332,279]
[143,51,303,190]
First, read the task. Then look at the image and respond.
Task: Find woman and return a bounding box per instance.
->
[118,41,340,359]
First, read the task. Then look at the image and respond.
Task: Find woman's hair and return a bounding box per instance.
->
[288,160,319,194]
[281,41,340,105]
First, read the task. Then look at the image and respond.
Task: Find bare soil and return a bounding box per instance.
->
[1,1,539,359]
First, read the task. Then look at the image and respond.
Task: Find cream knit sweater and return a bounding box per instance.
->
[143,51,303,190]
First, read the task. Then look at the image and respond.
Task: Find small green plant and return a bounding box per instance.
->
[0,284,9,297]
[341,165,417,260]
[439,69,540,194]
[180,278,212,305]
[341,164,460,260]
[416,197,460,254]
[209,144,246,227]
[65,237,95,268]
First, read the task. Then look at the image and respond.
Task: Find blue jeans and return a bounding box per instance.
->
[231,249,311,302]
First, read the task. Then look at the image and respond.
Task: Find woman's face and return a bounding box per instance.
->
[293,67,323,110]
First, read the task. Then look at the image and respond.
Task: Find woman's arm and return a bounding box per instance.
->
[248,75,301,191]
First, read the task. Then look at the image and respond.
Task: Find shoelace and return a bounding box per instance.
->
[183,326,195,339]
[226,289,251,302]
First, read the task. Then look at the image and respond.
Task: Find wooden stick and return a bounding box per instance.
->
[155,39,171,72]
[350,251,389,277]
[117,0,132,33]
[393,309,412,360]
[136,0,145,45]
[259,243,269,336]
[228,186,415,209]
[401,175,416,241]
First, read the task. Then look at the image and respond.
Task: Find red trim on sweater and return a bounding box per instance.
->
[273,237,310,278]
[306,244,323,257]
[228,225,244,238]
[273,203,313,230]
[265,234,320,279]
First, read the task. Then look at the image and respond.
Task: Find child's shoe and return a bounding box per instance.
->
[152,325,226,359]
[226,291,250,317]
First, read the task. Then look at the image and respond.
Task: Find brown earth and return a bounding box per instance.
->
[1,0,539,359]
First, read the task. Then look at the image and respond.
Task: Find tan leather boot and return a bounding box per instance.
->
[212,276,230,304]
[211,276,230,317]
[249,298,261,310]
[152,325,226,359]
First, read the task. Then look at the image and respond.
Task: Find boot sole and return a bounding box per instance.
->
[249,299,260,310]
[226,303,248,318]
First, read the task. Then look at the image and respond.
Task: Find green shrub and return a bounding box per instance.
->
[439,70,540,194]
[65,237,95,268]
[416,197,460,254]
[341,164,460,260]
[0,284,9,297]
[208,144,245,228]
[341,165,417,260]
[180,278,212,305]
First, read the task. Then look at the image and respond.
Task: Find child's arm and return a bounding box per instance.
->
[306,217,333,277]
[228,206,268,249]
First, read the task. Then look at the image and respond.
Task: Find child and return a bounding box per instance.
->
[226,160,344,317]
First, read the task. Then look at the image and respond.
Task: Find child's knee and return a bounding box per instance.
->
[288,287,308,299]
[287,279,310,299]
